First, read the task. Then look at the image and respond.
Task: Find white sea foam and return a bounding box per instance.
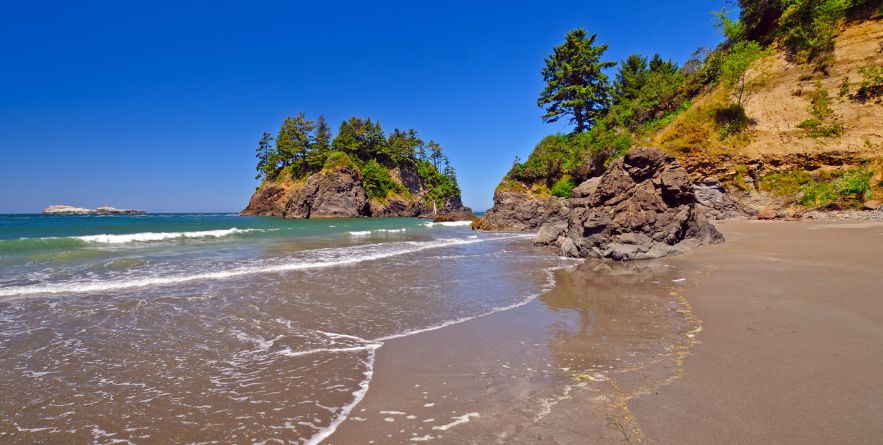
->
[303,349,376,445]
[432,412,479,431]
[349,228,406,236]
[0,236,528,298]
[422,221,473,227]
[74,228,260,244]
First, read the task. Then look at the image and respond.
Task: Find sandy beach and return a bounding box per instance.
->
[328,219,883,444]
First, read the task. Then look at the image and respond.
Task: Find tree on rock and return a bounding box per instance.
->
[537,29,615,133]
[255,131,276,180]
[276,113,316,177]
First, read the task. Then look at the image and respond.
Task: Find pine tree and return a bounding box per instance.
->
[313,115,331,152]
[614,54,649,103]
[255,131,275,180]
[428,140,443,170]
[275,113,315,177]
[537,29,615,133]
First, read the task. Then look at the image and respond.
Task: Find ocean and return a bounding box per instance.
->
[0,213,564,443]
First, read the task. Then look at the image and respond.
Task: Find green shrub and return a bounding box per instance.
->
[799,81,843,138]
[550,176,576,198]
[506,128,632,188]
[715,103,751,138]
[779,0,849,62]
[361,159,405,200]
[760,171,813,196]
[853,65,883,102]
[800,181,838,206]
[834,167,872,198]
[322,151,357,171]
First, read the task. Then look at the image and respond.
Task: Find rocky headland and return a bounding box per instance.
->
[242,157,470,219]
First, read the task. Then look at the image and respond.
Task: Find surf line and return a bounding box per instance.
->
[300,265,563,445]
[0,235,531,300]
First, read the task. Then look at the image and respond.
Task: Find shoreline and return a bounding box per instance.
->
[324,219,883,444]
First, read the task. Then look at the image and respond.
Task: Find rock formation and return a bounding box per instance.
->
[472,189,567,231]
[42,205,146,215]
[241,164,471,219]
[240,182,299,217]
[285,166,370,218]
[536,147,724,260]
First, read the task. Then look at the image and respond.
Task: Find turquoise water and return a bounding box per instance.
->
[0,213,563,443]
[0,214,467,293]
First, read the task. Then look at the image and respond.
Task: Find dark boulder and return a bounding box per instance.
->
[538,147,724,260]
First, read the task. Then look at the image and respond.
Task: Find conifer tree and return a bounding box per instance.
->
[255,131,275,180]
[313,115,331,152]
[537,29,615,132]
[275,113,315,177]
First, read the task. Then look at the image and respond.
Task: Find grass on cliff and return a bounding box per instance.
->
[759,165,878,207]
[797,81,843,138]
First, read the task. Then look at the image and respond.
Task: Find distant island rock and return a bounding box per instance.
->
[42,205,146,215]
[242,115,472,220]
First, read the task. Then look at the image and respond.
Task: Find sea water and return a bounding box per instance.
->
[0,213,561,443]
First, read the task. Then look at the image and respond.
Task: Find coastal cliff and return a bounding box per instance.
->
[242,115,471,219]
[478,15,883,243]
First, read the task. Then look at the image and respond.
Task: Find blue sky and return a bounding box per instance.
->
[0,1,727,213]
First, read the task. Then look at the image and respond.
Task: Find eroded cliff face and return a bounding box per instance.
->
[241,164,470,219]
[473,189,567,231]
[240,182,301,217]
[536,148,724,260]
[285,166,369,218]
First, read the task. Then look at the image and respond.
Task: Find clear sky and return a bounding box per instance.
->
[0,0,728,213]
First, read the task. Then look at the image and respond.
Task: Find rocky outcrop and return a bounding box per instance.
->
[369,198,422,217]
[473,189,567,231]
[242,164,471,219]
[285,166,370,218]
[693,179,751,219]
[538,147,724,260]
[241,182,300,216]
[43,205,146,215]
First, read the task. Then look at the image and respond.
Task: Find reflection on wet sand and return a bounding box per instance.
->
[328,258,701,444]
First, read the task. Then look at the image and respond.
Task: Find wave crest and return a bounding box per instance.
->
[75,228,260,244]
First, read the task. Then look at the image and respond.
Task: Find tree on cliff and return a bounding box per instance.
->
[255,132,276,180]
[428,141,444,170]
[276,113,316,177]
[537,29,615,133]
[313,115,332,152]
[332,117,386,162]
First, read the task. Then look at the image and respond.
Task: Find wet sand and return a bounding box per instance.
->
[328,220,883,444]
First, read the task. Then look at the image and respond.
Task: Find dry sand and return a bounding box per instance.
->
[327,220,883,444]
[630,219,883,444]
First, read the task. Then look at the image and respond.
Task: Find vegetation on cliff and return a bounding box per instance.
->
[254,115,460,206]
[504,0,881,208]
